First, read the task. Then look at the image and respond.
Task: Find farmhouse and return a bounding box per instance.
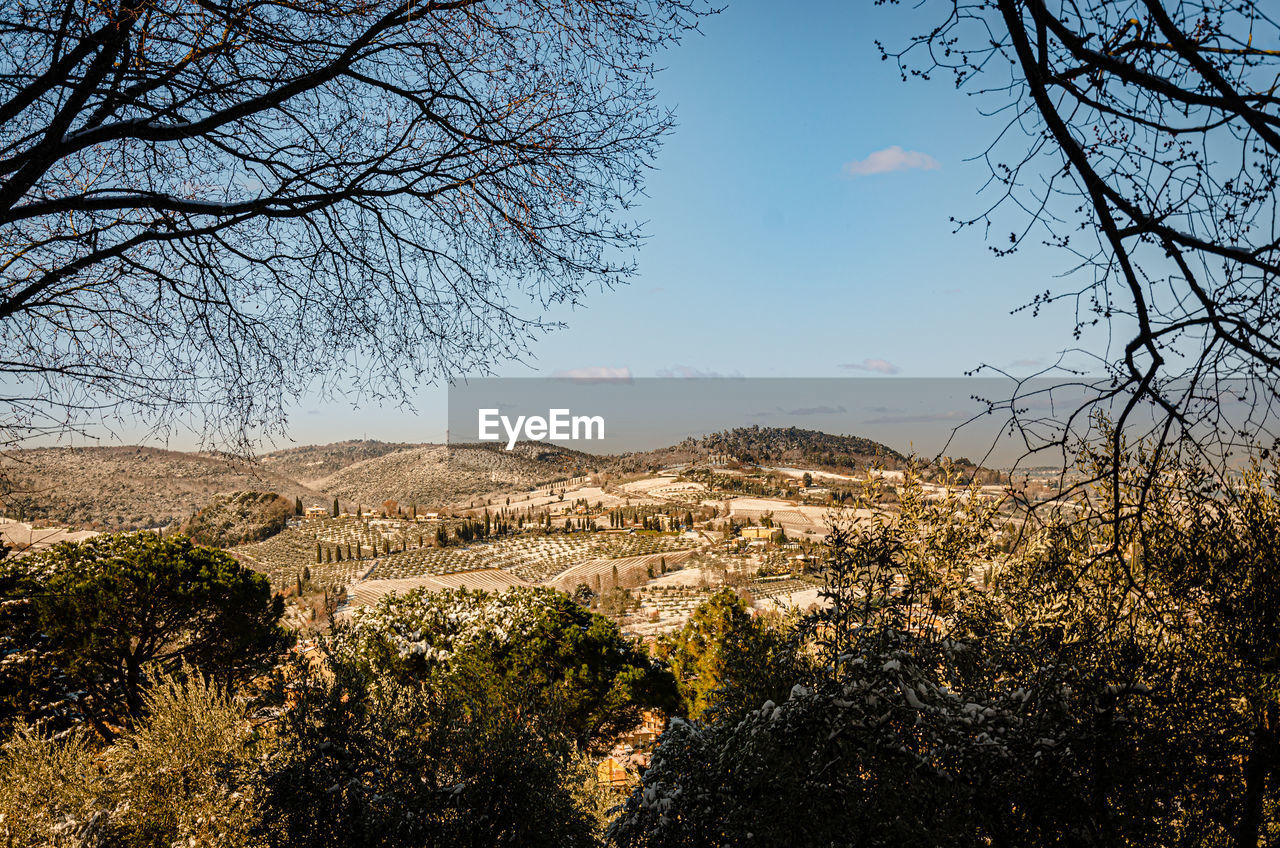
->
[597,757,629,790]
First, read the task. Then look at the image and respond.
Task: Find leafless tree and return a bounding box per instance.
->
[883,0,1280,497]
[0,0,709,452]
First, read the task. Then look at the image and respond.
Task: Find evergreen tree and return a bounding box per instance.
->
[0,533,283,739]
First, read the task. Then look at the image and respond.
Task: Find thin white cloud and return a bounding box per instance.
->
[655,364,743,379]
[551,366,632,382]
[843,145,940,177]
[840,359,901,375]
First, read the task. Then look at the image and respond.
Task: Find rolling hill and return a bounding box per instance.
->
[258,440,421,485]
[313,442,600,508]
[0,427,996,533]
[0,446,326,531]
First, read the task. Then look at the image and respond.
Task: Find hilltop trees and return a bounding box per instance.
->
[181,491,293,548]
[0,532,285,739]
[0,0,710,450]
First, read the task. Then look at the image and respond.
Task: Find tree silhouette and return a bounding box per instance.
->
[0,0,709,450]
[886,0,1280,489]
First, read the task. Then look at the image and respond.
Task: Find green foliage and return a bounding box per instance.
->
[657,589,803,721]
[105,670,266,848]
[612,458,1280,846]
[260,653,601,848]
[336,587,678,749]
[0,724,105,847]
[0,670,264,848]
[0,532,285,739]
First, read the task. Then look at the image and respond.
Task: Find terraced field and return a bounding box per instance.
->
[235,524,703,590]
[623,585,718,637]
[363,532,701,583]
[550,549,699,590]
[740,575,820,600]
[232,528,367,591]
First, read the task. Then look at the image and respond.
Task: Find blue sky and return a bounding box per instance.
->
[83,1,1109,450]
[274,0,1096,447]
[511,0,1087,376]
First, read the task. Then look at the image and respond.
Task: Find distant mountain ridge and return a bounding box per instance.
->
[314,442,598,508]
[258,440,420,484]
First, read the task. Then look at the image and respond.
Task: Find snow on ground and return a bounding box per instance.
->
[0,518,98,555]
[340,568,530,614]
[721,497,874,538]
[619,476,682,495]
[644,566,713,588]
[753,586,826,613]
[548,549,699,590]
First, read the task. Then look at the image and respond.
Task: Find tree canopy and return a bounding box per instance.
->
[884,0,1280,479]
[0,532,285,739]
[0,0,709,449]
[656,588,801,722]
[335,586,679,749]
[612,458,1280,846]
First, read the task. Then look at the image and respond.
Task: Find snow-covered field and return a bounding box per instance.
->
[549,549,699,589]
[340,568,530,614]
[0,518,98,555]
[753,586,825,613]
[720,497,874,537]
